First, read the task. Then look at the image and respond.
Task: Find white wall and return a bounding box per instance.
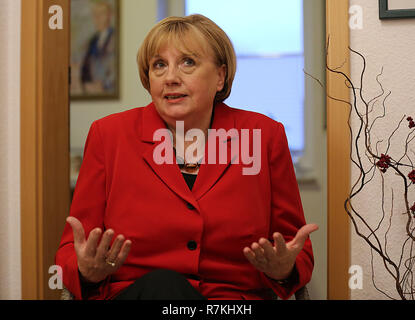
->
[0,0,22,300]
[349,0,415,299]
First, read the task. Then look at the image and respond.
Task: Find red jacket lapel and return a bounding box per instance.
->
[192,103,238,200]
[139,102,238,203]
[140,103,198,209]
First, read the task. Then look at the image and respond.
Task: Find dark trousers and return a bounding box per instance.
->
[114,269,206,300]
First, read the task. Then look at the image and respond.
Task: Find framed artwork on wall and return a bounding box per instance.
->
[70,0,120,100]
[379,0,415,19]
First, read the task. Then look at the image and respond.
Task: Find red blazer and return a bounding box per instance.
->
[55,102,314,300]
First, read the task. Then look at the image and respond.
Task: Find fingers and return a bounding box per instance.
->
[272,232,288,256]
[244,236,283,265]
[96,229,114,260]
[244,225,319,275]
[258,238,276,261]
[243,246,265,271]
[96,230,132,268]
[115,239,132,266]
[292,223,319,248]
[251,242,267,263]
[243,247,256,264]
[243,241,269,272]
[66,217,86,247]
[105,234,125,264]
[85,228,102,257]
[245,224,318,260]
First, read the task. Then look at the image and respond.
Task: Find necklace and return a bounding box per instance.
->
[173,148,203,172]
[170,108,213,172]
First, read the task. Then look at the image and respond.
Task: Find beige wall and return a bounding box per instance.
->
[0,0,22,299]
[350,0,415,299]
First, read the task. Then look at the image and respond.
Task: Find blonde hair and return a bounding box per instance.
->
[137,14,236,103]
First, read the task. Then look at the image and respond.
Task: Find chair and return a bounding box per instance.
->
[61,286,74,300]
[294,286,310,300]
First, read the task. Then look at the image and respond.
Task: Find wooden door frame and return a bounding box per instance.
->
[20,0,350,299]
[326,0,351,300]
[21,0,70,299]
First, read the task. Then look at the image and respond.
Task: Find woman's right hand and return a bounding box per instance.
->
[66,216,132,284]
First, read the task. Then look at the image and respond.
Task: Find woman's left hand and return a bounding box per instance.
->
[243,224,318,281]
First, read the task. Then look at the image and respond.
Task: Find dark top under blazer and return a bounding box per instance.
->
[55,102,314,300]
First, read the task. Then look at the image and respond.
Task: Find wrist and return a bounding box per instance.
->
[265,264,294,281]
[265,264,298,286]
[78,269,103,286]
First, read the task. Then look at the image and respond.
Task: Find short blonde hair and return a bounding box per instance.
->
[137,14,236,103]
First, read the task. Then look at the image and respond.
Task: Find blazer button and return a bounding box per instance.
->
[186,202,195,210]
[187,240,197,251]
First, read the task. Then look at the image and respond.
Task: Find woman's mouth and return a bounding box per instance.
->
[164,94,188,103]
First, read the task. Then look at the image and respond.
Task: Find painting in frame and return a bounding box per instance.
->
[70,0,120,100]
[379,0,415,19]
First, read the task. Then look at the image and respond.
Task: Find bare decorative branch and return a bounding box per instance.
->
[305,37,415,300]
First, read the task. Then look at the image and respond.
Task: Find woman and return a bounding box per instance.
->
[56,14,318,300]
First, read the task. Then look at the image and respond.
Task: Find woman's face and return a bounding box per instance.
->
[148,40,226,129]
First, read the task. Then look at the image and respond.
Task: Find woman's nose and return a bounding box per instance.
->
[164,65,181,85]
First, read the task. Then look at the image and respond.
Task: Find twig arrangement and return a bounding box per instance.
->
[305,37,415,300]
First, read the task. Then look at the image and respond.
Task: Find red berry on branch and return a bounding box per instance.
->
[376,154,391,173]
[409,170,415,183]
[411,203,415,214]
[407,116,413,121]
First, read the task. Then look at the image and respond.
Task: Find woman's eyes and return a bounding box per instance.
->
[152,57,196,69]
[182,58,195,67]
[153,61,166,69]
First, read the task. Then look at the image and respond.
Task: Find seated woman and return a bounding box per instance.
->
[55,13,318,300]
